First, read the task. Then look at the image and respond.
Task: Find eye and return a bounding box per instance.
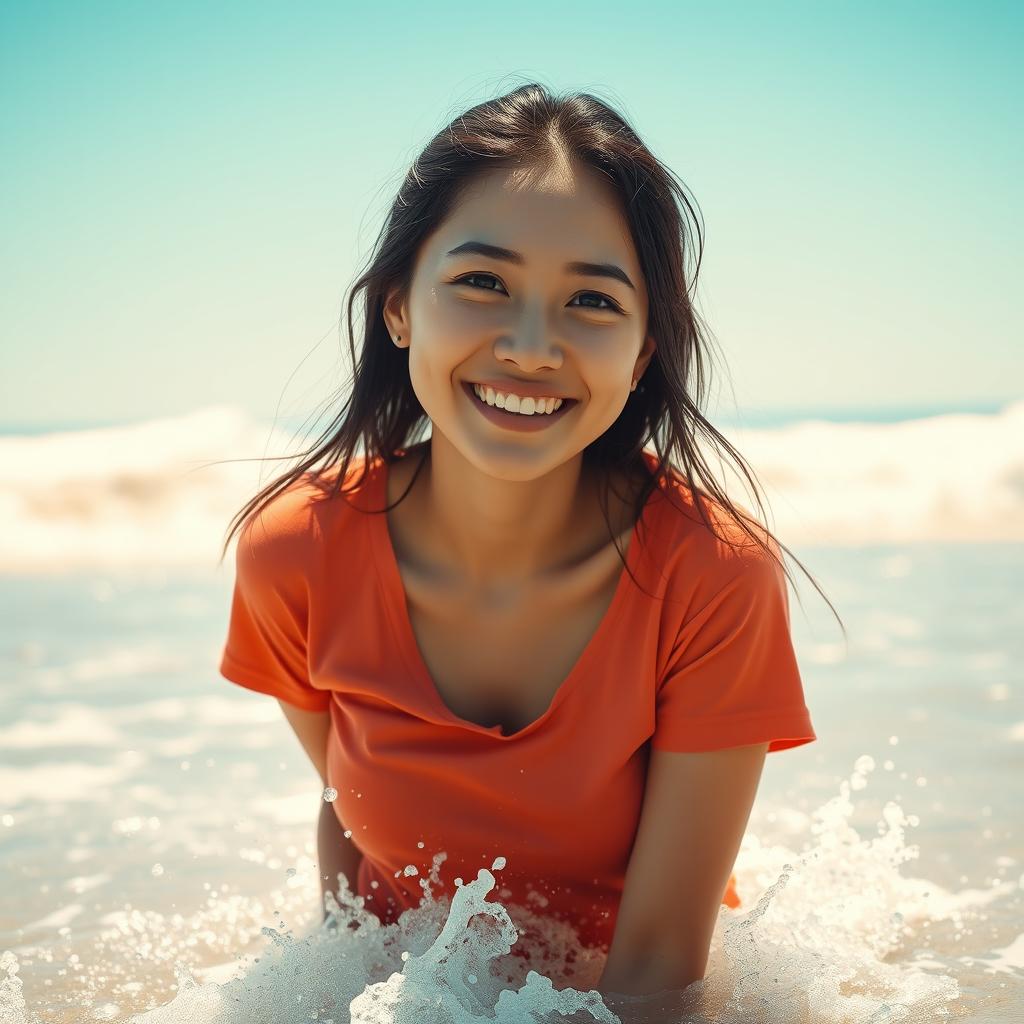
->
[456,272,506,294]
[571,291,622,313]
[452,273,623,314]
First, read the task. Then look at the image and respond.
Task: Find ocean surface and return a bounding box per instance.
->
[1,402,1022,1022]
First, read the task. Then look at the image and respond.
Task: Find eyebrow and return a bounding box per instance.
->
[444,240,636,292]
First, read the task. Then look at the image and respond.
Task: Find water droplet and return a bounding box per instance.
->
[322,787,338,802]
[286,867,296,878]
[151,863,164,877]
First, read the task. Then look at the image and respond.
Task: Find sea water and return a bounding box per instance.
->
[2,545,1021,1022]
[1,406,1022,1022]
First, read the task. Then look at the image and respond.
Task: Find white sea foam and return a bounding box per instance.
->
[20,902,84,933]
[65,873,111,895]
[0,758,984,1024]
[0,750,145,809]
[709,399,1024,545]
[0,706,123,749]
[1,401,1021,572]
[985,932,1024,975]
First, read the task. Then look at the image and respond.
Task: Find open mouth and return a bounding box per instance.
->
[461,381,578,429]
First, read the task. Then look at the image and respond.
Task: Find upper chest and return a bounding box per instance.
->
[383,454,639,738]
[397,537,631,737]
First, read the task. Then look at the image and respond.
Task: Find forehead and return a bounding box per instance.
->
[423,160,644,284]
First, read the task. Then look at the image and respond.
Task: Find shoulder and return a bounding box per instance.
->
[236,454,376,565]
[639,450,787,608]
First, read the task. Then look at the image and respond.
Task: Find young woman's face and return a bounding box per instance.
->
[385,158,655,477]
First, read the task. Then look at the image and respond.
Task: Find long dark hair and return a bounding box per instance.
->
[217,79,844,636]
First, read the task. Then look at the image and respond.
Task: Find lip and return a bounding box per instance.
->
[461,381,578,432]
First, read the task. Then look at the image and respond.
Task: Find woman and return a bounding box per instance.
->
[218,81,841,1013]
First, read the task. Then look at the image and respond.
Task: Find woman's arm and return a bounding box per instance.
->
[317,798,365,916]
[276,700,365,917]
[599,742,769,995]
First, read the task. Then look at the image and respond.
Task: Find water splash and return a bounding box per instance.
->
[3,762,1007,1023]
[0,951,28,1024]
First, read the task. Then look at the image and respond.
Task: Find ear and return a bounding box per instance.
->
[633,332,657,380]
[382,287,411,349]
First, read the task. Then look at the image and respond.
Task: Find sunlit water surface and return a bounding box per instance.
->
[1,544,1022,1022]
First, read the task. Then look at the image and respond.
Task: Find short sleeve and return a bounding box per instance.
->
[218,512,331,713]
[652,543,816,753]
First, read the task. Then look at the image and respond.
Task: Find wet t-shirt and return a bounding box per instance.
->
[218,448,816,950]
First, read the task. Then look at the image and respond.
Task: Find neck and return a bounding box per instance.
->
[412,440,600,590]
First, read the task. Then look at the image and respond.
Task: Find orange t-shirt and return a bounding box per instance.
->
[219,448,816,951]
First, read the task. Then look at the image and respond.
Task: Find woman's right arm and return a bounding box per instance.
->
[276,700,365,918]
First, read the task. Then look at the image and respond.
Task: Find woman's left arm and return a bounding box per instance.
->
[597,741,770,998]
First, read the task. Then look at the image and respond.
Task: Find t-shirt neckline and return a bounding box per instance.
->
[368,450,656,741]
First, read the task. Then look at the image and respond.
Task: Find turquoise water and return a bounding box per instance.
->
[1,544,1022,1022]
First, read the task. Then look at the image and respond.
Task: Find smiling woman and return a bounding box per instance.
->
[215,79,842,1006]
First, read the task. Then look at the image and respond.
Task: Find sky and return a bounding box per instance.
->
[1,1,1020,431]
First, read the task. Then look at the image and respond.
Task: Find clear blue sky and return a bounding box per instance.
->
[1,1,1020,430]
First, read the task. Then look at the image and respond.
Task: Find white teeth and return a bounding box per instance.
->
[472,384,564,415]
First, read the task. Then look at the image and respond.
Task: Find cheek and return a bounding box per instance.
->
[581,348,636,392]
[441,304,510,349]
[405,332,472,404]
[416,291,491,352]
[578,355,637,418]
